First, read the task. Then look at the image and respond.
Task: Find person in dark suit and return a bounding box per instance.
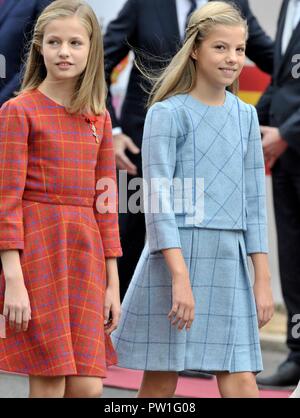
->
[104,0,274,303]
[0,0,52,106]
[256,0,300,388]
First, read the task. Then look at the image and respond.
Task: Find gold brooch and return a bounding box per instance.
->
[90,121,100,144]
[84,116,100,144]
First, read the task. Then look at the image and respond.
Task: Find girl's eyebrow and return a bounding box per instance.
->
[45,34,84,39]
[212,40,246,46]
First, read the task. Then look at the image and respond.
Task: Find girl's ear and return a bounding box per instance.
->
[191,49,197,60]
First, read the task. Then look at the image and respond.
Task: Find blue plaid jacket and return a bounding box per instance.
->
[142,91,268,255]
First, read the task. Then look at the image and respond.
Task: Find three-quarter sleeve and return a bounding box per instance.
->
[244,105,268,254]
[142,103,181,254]
[0,100,29,250]
[94,111,122,258]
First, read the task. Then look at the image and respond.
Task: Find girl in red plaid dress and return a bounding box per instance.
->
[0,0,122,397]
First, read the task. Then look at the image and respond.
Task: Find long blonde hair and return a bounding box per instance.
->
[148,1,248,107]
[20,0,106,115]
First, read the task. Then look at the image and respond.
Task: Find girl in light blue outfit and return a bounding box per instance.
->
[112,1,274,398]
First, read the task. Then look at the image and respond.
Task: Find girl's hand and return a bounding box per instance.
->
[104,285,121,336]
[168,271,195,331]
[253,279,274,329]
[3,277,31,333]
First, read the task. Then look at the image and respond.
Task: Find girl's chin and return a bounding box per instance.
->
[221,79,238,88]
[54,71,78,78]
[46,73,80,83]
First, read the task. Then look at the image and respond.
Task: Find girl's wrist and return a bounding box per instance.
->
[106,275,120,288]
[171,269,189,282]
[168,262,188,279]
[254,273,271,284]
[4,274,25,285]
[1,250,23,282]
[3,267,24,284]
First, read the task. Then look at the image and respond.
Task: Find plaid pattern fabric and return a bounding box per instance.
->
[142,91,268,255]
[113,228,263,373]
[112,92,267,373]
[0,90,122,377]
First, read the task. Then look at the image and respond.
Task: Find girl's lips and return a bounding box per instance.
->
[219,68,237,73]
[56,62,73,69]
[219,68,237,77]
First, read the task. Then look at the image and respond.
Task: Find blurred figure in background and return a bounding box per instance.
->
[256,0,300,388]
[104,0,274,302]
[0,0,52,106]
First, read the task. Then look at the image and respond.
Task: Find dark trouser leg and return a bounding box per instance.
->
[117,171,146,301]
[272,163,300,364]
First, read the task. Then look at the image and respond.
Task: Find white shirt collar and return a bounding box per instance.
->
[282,0,300,53]
[176,0,208,40]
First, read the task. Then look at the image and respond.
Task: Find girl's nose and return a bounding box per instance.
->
[225,52,237,64]
[58,43,70,58]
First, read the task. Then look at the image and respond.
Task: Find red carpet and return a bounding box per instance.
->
[105,367,292,398]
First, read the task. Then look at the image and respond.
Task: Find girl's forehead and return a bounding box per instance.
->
[205,24,246,41]
[44,15,88,37]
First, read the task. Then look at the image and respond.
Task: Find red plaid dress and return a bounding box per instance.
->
[0,89,122,377]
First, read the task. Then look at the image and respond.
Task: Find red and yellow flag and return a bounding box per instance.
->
[239,64,271,105]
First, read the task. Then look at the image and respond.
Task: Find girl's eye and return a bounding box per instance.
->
[215,45,226,50]
[48,40,59,45]
[237,48,245,53]
[71,41,82,46]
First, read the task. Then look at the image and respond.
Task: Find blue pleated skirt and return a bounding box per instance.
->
[112,228,263,373]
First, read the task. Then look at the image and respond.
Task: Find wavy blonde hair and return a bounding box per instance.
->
[20,0,106,115]
[148,1,248,107]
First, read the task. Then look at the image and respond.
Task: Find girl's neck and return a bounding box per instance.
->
[38,78,78,107]
[190,79,227,106]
